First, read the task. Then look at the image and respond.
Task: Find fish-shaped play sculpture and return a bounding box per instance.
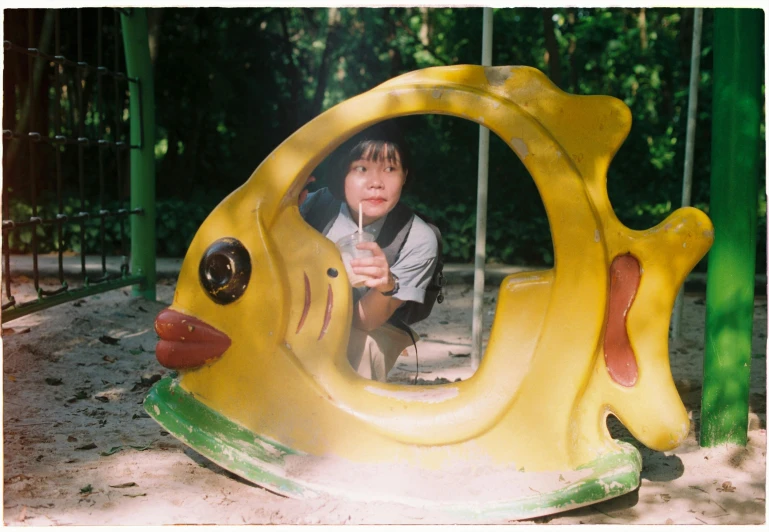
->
[146,65,713,520]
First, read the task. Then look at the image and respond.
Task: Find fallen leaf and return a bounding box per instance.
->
[129,347,144,355]
[67,390,89,403]
[717,481,736,493]
[80,484,93,494]
[75,443,97,450]
[45,377,63,386]
[109,482,137,488]
[131,444,152,451]
[8,375,16,382]
[132,413,150,419]
[102,355,116,363]
[100,446,124,456]
[123,493,147,498]
[67,435,78,442]
[98,335,120,345]
[137,306,148,313]
[660,493,671,502]
[131,374,162,391]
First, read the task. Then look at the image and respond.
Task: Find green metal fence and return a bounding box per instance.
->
[1,8,156,324]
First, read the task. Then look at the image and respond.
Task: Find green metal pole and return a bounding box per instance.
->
[701,8,763,447]
[121,8,156,300]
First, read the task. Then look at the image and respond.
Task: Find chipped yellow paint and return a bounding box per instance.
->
[159,65,712,473]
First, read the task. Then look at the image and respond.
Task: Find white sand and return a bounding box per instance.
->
[2,274,766,525]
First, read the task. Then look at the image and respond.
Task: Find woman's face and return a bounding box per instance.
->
[343,146,407,226]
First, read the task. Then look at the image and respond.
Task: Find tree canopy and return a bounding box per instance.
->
[3,7,766,266]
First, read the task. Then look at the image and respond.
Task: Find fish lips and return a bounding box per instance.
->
[155,308,231,370]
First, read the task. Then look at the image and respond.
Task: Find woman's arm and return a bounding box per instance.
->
[353,290,404,331]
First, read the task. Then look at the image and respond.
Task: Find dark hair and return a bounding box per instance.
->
[328,120,411,200]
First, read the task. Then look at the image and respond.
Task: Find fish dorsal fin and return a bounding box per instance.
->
[374,65,631,216]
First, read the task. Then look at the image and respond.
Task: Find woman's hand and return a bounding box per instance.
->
[298,176,316,205]
[349,241,396,294]
[349,241,403,331]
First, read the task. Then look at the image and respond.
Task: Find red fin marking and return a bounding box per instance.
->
[296,272,311,334]
[604,254,640,387]
[319,284,333,340]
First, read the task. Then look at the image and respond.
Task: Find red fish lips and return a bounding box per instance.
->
[155,308,231,370]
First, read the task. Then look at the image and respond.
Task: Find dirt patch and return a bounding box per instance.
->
[2,275,766,525]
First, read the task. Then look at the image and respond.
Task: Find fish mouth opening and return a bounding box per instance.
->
[155,308,231,370]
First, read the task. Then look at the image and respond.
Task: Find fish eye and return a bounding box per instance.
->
[199,237,251,304]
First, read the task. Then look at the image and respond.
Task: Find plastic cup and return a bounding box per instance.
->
[335,232,375,288]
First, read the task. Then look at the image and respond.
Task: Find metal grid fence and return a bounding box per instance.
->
[2,8,154,323]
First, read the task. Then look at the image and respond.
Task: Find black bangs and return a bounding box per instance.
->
[351,141,403,166]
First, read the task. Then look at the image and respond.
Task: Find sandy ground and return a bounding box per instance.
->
[1,270,766,525]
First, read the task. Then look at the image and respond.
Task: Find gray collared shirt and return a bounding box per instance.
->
[302,191,438,304]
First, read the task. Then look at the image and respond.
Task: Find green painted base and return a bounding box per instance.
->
[145,377,641,521]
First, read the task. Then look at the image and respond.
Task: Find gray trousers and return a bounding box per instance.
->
[347,322,419,382]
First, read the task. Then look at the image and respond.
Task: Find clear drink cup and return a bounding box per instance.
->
[335,232,375,287]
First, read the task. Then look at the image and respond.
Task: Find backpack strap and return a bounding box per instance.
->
[303,188,342,235]
[377,202,415,267]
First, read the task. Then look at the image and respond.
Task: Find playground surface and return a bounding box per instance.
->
[2,267,766,525]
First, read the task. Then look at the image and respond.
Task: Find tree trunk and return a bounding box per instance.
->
[542,8,562,88]
[279,9,302,133]
[567,10,578,93]
[6,9,55,194]
[385,10,403,78]
[639,8,648,53]
[159,128,179,195]
[147,8,164,66]
[419,7,430,46]
[309,8,341,118]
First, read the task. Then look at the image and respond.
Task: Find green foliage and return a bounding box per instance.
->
[126,7,769,264]
[154,198,215,257]
[5,195,215,258]
[5,195,128,256]
[6,7,764,266]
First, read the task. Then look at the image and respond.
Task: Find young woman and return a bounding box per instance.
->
[300,121,438,382]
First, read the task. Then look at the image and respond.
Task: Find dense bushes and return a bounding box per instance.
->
[5,196,214,259]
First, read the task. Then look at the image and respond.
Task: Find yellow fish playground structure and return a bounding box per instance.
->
[144,63,719,520]
[0,8,759,523]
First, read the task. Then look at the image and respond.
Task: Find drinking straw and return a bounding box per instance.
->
[358,202,363,242]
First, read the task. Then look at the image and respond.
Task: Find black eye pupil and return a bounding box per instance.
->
[206,254,233,287]
[199,238,251,305]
